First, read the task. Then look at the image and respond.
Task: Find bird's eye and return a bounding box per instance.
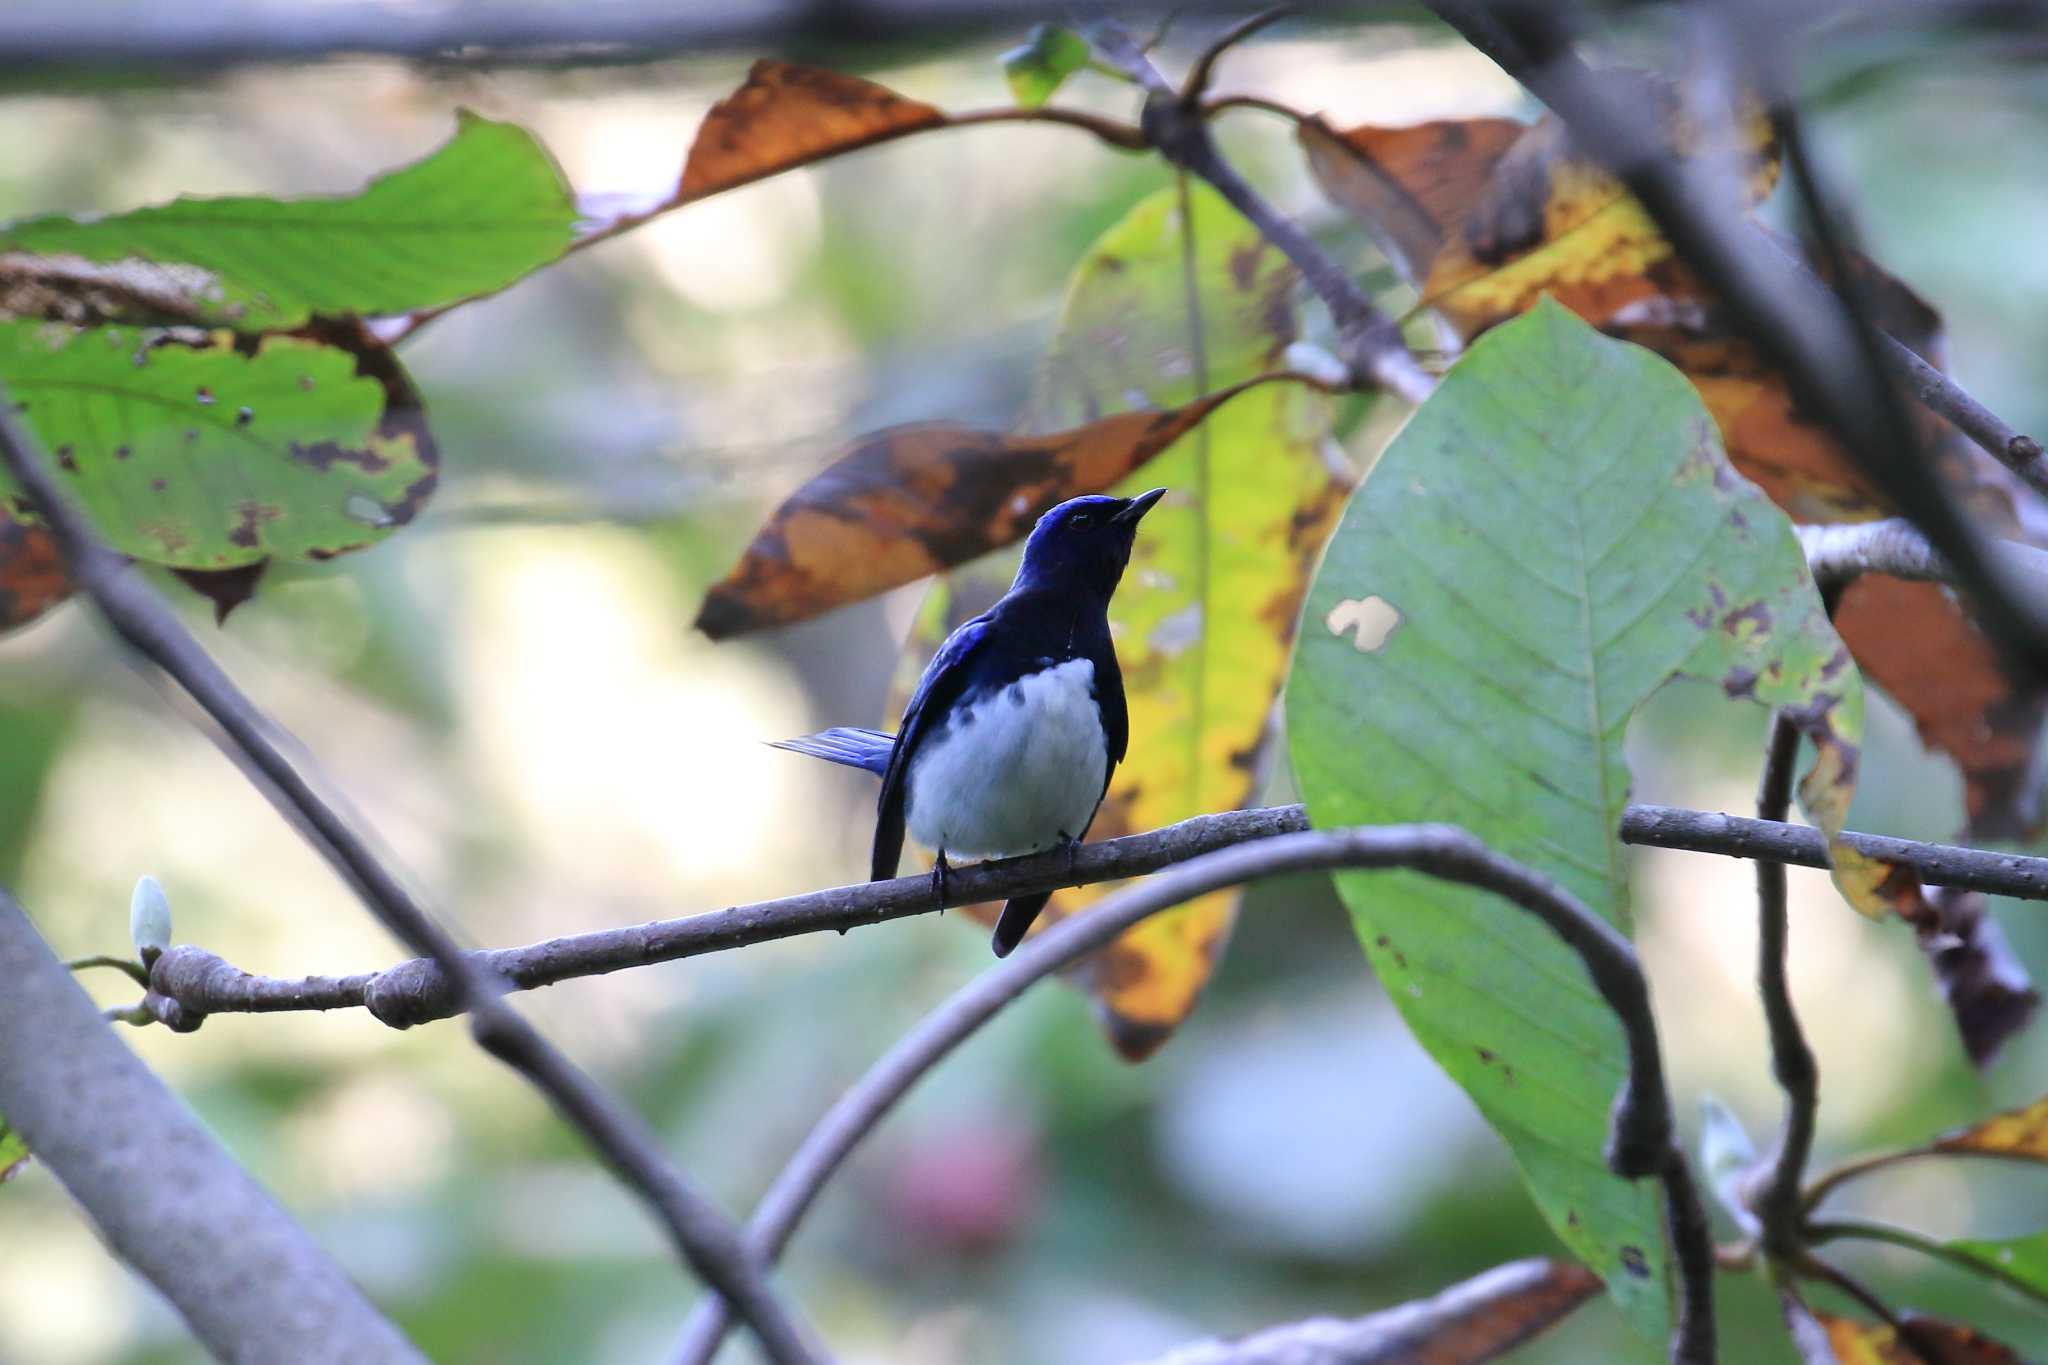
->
[1071,512,1095,528]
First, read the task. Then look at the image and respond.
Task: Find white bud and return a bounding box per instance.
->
[129,875,172,964]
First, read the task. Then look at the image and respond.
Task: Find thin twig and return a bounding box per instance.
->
[1807,1218,2048,1309]
[1755,712,1820,1258]
[1091,21,1435,403]
[1801,1138,2048,1216]
[0,391,823,1365]
[384,101,1148,344]
[1178,5,1295,104]
[1879,332,2048,498]
[672,823,1712,1365]
[141,802,2048,1026]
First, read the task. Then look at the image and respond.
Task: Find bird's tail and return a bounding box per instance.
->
[768,726,895,777]
[991,891,1052,958]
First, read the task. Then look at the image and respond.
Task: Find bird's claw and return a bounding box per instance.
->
[930,851,952,912]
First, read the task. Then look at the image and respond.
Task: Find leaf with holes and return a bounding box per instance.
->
[695,382,1279,640]
[1286,299,1867,1343]
[0,113,577,330]
[1017,181,1341,1056]
[0,320,435,569]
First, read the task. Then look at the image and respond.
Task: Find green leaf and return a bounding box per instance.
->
[0,113,577,329]
[1943,1231,2048,1307]
[0,1116,25,1184]
[1000,23,1092,109]
[0,321,436,568]
[1285,298,1862,1346]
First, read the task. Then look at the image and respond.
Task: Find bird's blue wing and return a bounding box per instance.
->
[872,610,994,881]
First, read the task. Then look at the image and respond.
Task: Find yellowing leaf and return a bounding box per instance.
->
[1019,181,1340,1057]
[1933,1093,2048,1162]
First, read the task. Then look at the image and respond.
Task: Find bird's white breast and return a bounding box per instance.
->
[906,657,1108,860]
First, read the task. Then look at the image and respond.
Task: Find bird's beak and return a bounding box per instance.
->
[1112,487,1168,526]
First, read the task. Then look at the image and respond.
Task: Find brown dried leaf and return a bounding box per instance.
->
[1818,1311,2030,1365]
[1297,114,1523,287]
[696,380,1274,639]
[680,60,948,201]
[0,506,69,634]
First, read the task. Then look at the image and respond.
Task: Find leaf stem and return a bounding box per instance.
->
[65,954,150,988]
[1807,1218,2048,1309]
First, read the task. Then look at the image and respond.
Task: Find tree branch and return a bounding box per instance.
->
[1754,712,1820,1258]
[0,393,824,1365]
[0,891,428,1364]
[1129,1257,1600,1365]
[1090,20,1437,404]
[133,802,2048,1028]
[672,823,1714,1365]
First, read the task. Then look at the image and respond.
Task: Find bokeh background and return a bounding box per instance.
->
[3,10,2048,1364]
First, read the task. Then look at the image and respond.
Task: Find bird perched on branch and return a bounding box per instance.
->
[773,488,1166,957]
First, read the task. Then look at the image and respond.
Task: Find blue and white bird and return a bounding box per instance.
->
[773,488,1166,957]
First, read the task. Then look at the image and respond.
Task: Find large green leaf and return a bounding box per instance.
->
[0,321,435,568]
[1019,182,1340,1055]
[0,113,577,329]
[1285,298,1862,1345]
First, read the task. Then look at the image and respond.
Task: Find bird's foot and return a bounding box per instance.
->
[1058,831,1080,876]
[930,851,952,912]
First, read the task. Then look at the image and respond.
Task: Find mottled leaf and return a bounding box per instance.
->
[0,319,435,570]
[0,114,577,330]
[0,504,68,632]
[1932,1093,2048,1162]
[1286,300,1866,1342]
[1818,1312,2029,1365]
[695,381,1277,640]
[1021,182,1339,1057]
[1001,24,1092,110]
[0,1116,24,1184]
[680,61,947,200]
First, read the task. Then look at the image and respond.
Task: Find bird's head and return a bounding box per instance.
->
[1014,488,1167,596]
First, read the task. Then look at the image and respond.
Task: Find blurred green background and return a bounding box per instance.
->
[3,12,2047,1364]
